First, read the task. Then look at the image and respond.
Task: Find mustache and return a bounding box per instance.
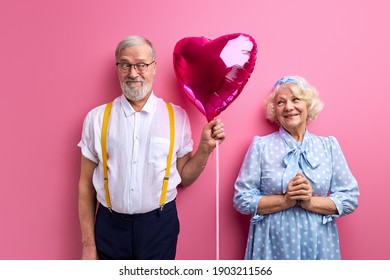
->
[124,78,144,83]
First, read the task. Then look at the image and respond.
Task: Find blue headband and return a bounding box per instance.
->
[272,76,307,90]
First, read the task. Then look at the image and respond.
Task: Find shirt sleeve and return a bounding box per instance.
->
[78,112,99,163]
[233,136,264,222]
[324,136,359,222]
[177,108,193,158]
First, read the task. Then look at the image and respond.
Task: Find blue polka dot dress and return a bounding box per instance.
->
[233,128,359,260]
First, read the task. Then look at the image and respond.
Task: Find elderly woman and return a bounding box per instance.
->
[233,76,359,260]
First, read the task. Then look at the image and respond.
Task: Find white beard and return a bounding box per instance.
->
[121,79,153,101]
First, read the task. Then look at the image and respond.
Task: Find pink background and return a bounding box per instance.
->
[1,0,389,260]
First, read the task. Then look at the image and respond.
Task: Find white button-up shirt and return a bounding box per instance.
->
[78,93,193,214]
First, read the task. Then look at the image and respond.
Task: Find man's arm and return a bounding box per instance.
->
[177,118,225,187]
[78,155,99,260]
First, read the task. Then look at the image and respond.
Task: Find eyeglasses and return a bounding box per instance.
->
[116,61,155,74]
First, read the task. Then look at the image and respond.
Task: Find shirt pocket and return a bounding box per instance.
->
[148,137,170,169]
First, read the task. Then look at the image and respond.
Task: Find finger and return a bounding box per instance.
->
[291,177,310,188]
[204,119,218,131]
[208,118,222,126]
[289,176,301,186]
[211,123,225,140]
[211,121,224,132]
[288,188,312,196]
[212,131,225,143]
[288,181,307,191]
[212,128,224,137]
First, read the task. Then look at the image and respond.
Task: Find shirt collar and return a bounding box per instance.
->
[120,92,157,117]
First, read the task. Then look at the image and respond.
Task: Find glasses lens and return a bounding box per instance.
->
[117,62,153,73]
[135,64,147,73]
[117,63,129,72]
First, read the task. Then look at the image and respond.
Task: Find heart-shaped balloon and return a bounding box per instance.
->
[173,33,257,121]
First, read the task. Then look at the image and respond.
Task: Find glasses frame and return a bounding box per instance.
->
[115,61,155,74]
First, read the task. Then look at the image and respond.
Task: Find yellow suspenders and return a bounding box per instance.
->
[101,101,175,212]
[101,101,113,210]
[160,102,175,209]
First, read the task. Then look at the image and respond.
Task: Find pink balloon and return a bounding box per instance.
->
[173,33,257,121]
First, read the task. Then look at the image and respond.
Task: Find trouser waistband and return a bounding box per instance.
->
[98,200,176,221]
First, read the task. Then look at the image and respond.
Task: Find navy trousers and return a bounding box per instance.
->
[95,200,180,260]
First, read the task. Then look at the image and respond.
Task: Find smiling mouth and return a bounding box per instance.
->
[125,80,143,88]
[126,80,142,84]
[284,114,299,118]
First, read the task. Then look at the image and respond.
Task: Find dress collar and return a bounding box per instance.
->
[279,127,308,149]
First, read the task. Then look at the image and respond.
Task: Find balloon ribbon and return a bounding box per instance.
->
[215,140,220,260]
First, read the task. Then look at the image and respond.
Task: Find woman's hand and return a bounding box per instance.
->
[286,173,313,206]
[286,173,339,215]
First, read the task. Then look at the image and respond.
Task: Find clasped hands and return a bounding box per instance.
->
[285,173,313,209]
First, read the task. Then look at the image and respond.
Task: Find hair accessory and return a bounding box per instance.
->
[272,76,307,90]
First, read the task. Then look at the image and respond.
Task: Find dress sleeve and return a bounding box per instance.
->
[233,136,265,222]
[324,136,359,223]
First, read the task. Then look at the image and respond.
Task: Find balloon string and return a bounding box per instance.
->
[215,140,220,260]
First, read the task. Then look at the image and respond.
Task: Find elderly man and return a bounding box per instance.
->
[78,35,225,260]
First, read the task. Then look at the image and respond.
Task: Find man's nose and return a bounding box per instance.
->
[127,66,139,78]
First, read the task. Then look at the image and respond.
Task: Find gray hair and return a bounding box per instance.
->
[115,35,156,61]
[265,75,324,124]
